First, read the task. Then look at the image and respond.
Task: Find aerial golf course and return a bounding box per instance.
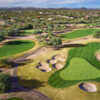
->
[0,28,100,100]
[15,28,100,100]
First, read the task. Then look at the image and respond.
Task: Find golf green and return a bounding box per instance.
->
[48,42,100,88]
[0,40,35,58]
[60,57,100,80]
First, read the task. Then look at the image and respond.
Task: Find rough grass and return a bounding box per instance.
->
[48,42,100,88]
[61,29,100,39]
[0,40,35,58]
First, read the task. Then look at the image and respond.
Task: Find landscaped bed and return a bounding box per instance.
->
[61,28,100,39]
[0,40,35,58]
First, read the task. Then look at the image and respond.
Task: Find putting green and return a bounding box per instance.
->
[60,57,100,81]
[0,40,35,58]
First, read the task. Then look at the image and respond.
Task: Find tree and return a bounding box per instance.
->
[37,23,62,48]
[94,30,100,38]
[0,30,6,41]
[0,73,11,93]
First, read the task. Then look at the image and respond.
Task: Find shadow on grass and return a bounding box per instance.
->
[60,43,86,48]
[5,41,31,45]
[8,76,45,93]
[0,58,32,68]
[18,78,45,89]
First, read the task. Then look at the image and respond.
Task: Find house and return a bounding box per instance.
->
[0,20,6,26]
[39,12,43,14]
[48,18,53,21]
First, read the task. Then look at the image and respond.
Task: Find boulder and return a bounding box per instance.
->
[79,82,97,92]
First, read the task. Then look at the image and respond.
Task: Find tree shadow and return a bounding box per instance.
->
[5,41,30,45]
[18,78,45,89]
[0,58,32,68]
[13,59,33,67]
[8,76,45,93]
[60,43,86,48]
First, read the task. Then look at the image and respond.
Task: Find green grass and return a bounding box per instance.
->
[7,97,24,100]
[23,29,36,33]
[21,29,42,35]
[61,28,100,39]
[48,42,100,88]
[0,40,35,58]
[60,57,100,80]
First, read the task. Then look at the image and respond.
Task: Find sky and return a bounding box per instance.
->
[0,0,100,8]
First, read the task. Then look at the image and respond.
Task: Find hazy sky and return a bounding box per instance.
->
[0,0,100,8]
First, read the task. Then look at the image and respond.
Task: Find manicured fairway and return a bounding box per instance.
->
[0,40,35,58]
[48,42,100,88]
[61,28,100,39]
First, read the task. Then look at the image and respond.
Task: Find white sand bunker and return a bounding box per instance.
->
[37,62,52,72]
[36,54,66,72]
[96,53,100,61]
[79,82,97,92]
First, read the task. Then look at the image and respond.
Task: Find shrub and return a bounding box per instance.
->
[33,30,42,34]
[0,73,11,93]
[94,30,100,38]
[0,58,14,68]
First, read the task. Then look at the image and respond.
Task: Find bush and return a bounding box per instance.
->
[0,36,5,41]
[94,30,100,38]
[0,58,14,68]
[47,37,62,47]
[33,30,42,34]
[0,73,11,93]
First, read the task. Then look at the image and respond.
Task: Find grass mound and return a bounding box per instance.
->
[48,42,100,88]
[0,40,35,58]
[60,57,100,80]
[61,28,100,39]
